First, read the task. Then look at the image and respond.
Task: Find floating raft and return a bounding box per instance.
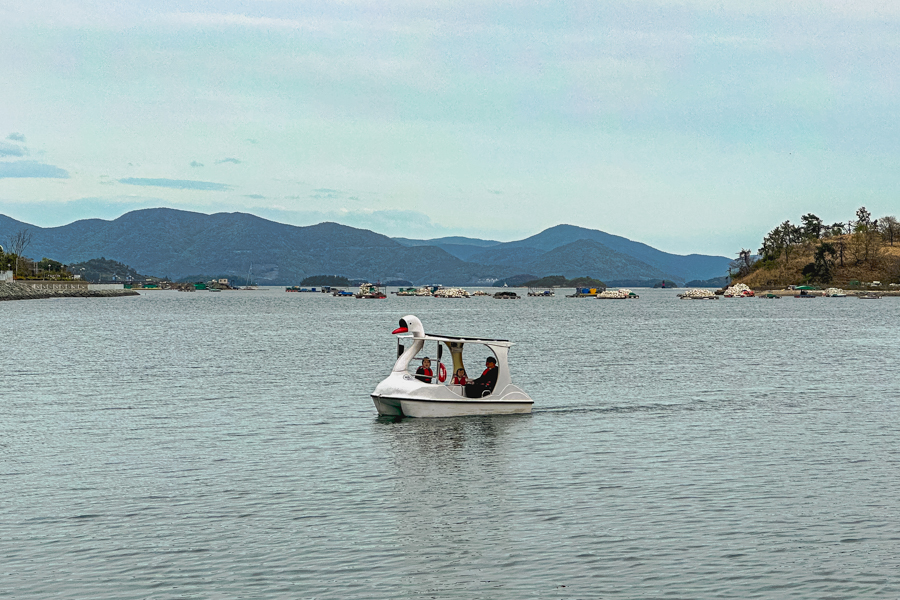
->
[723,283,755,297]
[822,288,848,297]
[678,288,718,300]
[596,289,639,299]
[433,287,470,298]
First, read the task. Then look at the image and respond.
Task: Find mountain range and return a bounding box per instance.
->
[0,208,731,285]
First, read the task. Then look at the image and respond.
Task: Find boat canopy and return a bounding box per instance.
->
[396,333,512,347]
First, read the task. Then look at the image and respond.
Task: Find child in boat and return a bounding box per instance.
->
[415,357,434,383]
[451,368,469,385]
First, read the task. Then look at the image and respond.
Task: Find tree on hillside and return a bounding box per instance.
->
[801,214,823,239]
[824,222,845,238]
[801,242,837,284]
[855,207,872,231]
[759,221,803,263]
[880,216,899,245]
[729,249,753,279]
[847,206,881,264]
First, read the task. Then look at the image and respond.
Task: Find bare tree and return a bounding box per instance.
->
[6,228,33,277]
[881,216,899,246]
[729,248,754,280]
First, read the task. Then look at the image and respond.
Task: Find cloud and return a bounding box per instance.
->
[0,142,27,157]
[0,160,69,178]
[162,12,320,30]
[310,187,346,199]
[190,161,204,167]
[215,157,241,164]
[6,133,25,142]
[118,178,232,191]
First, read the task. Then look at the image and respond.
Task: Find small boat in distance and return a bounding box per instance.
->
[371,315,534,417]
[566,287,603,298]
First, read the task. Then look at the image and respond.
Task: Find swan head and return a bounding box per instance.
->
[392,315,425,338]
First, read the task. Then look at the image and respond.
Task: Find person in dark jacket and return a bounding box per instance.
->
[415,357,434,383]
[465,357,498,398]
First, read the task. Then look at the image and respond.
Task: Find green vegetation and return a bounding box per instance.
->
[0,252,78,280]
[521,275,606,288]
[69,258,157,282]
[1,229,77,280]
[736,207,900,288]
[300,275,351,286]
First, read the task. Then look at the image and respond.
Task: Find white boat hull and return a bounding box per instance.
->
[371,371,533,418]
[372,395,532,418]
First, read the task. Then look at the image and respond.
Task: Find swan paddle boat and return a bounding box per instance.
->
[371,315,534,417]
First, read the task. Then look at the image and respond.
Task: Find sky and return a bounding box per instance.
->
[2,0,899,256]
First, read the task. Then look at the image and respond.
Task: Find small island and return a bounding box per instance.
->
[728,207,900,293]
[521,275,607,289]
[300,275,351,287]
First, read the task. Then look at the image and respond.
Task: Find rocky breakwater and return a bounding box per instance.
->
[0,282,139,301]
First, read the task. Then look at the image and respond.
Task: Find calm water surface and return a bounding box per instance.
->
[2,289,899,599]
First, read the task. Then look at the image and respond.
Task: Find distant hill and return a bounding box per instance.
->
[0,209,731,285]
[0,209,508,285]
[466,245,547,266]
[474,224,730,283]
[516,240,673,281]
[393,236,501,261]
[394,236,499,247]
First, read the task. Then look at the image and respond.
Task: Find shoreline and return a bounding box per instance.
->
[755,288,900,297]
[0,282,139,301]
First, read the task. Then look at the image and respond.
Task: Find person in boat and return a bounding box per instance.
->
[415,357,434,383]
[465,357,498,398]
[451,368,469,385]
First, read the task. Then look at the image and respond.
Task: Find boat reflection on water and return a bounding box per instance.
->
[370,414,533,567]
